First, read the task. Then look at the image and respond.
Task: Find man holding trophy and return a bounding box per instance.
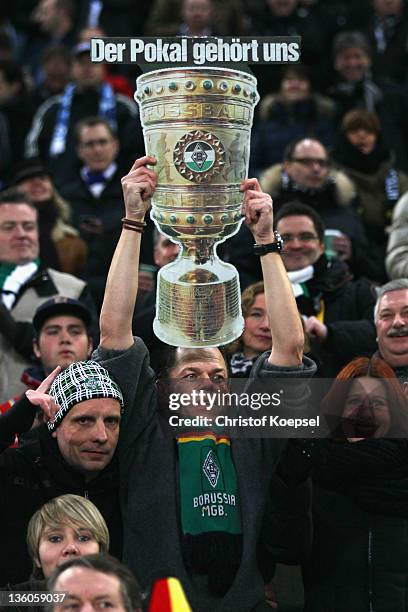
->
[93,149,316,610]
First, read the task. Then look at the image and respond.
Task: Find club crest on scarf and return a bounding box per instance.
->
[202,448,222,488]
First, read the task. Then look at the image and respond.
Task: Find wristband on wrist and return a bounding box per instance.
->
[121,217,146,227]
[121,217,146,234]
[122,224,144,234]
[253,231,284,256]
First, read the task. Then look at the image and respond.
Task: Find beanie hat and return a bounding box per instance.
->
[48,361,124,432]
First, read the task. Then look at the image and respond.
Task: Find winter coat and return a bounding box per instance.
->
[60,170,154,310]
[59,170,124,308]
[260,163,379,281]
[0,396,122,586]
[294,255,377,377]
[380,89,408,173]
[260,163,360,238]
[326,77,384,124]
[331,135,408,233]
[364,11,408,89]
[332,135,408,283]
[386,192,408,279]
[306,486,408,612]
[300,439,408,612]
[1,91,36,170]
[250,95,336,174]
[59,170,125,237]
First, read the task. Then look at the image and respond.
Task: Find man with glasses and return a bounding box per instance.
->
[274,201,377,376]
[260,137,376,280]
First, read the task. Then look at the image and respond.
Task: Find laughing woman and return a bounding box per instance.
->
[226,281,312,377]
[299,357,408,612]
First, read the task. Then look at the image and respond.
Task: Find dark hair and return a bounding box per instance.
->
[47,554,142,611]
[321,357,408,437]
[0,187,36,210]
[76,116,117,144]
[341,109,381,135]
[333,31,371,58]
[274,201,325,243]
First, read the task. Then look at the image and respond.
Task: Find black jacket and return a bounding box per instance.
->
[298,255,377,376]
[59,170,125,236]
[0,396,121,586]
[364,10,408,89]
[258,163,382,281]
[60,173,154,311]
[301,439,408,612]
[275,175,376,280]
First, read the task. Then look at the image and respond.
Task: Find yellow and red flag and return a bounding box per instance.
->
[148,577,192,611]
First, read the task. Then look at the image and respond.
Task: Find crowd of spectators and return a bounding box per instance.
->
[1,0,408,610]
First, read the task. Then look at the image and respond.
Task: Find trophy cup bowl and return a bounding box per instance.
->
[135,67,259,347]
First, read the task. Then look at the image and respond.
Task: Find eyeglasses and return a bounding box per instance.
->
[290,158,330,168]
[280,232,319,243]
[80,138,112,149]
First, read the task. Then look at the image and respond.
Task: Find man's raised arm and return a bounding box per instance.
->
[241,178,304,366]
[100,156,157,350]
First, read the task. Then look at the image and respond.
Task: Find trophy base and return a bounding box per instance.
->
[153,258,244,348]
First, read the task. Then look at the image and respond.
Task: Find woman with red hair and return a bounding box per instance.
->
[299,356,408,612]
[321,356,408,440]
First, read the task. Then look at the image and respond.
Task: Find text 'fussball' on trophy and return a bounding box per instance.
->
[135,67,259,347]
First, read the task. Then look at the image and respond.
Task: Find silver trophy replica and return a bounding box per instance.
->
[135,67,259,347]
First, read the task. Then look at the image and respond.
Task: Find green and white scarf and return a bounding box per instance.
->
[0,260,39,309]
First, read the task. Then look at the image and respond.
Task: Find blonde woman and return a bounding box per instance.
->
[226,281,311,377]
[7,494,109,599]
